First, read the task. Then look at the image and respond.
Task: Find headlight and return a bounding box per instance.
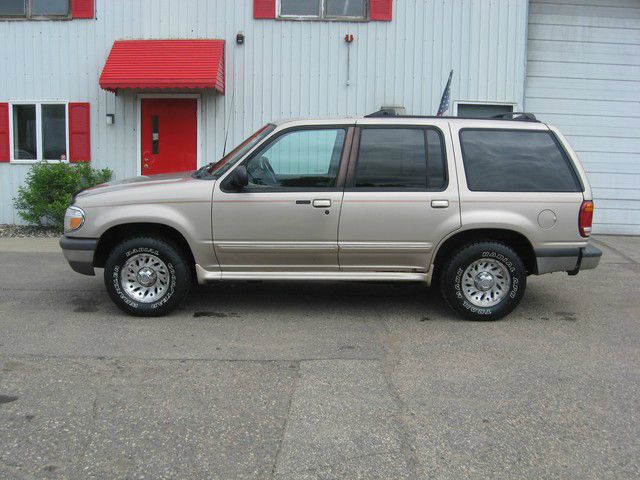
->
[64,206,85,233]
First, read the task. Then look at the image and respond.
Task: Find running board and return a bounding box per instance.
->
[195,265,429,284]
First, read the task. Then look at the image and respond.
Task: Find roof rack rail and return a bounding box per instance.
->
[490,112,538,121]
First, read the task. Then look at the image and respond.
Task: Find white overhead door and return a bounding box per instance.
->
[525,0,640,235]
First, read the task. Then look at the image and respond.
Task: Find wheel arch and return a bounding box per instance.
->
[431,228,537,283]
[94,222,196,271]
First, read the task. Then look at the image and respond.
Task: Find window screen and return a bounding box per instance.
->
[281,0,319,16]
[13,105,37,160]
[0,0,25,15]
[459,130,581,192]
[42,104,66,160]
[326,0,366,17]
[355,128,446,190]
[457,103,513,119]
[243,128,346,189]
[31,0,69,15]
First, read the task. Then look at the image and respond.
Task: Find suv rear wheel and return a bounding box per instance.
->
[104,236,192,317]
[440,242,526,321]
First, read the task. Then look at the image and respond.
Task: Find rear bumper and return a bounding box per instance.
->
[59,236,98,276]
[535,244,602,275]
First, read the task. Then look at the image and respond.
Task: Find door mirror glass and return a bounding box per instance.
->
[229,165,249,190]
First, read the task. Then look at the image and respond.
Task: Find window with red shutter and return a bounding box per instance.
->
[0,103,9,162]
[69,103,91,163]
[254,0,276,19]
[71,0,94,19]
[370,0,393,21]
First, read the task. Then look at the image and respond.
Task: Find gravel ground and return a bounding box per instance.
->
[0,224,61,238]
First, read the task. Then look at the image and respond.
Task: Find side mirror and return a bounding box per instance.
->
[229,165,248,190]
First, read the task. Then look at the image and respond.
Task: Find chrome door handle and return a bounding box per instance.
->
[313,199,331,208]
[431,200,449,208]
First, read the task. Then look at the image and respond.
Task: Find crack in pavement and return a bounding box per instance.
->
[271,361,301,479]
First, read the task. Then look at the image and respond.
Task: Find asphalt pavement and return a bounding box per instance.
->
[0,235,638,479]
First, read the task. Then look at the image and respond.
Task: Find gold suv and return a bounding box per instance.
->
[60,113,601,320]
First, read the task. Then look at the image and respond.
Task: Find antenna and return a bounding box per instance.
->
[222,87,236,156]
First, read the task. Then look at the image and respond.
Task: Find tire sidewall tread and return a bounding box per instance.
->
[440,241,526,321]
[104,236,192,317]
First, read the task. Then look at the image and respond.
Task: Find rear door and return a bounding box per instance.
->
[338,120,461,272]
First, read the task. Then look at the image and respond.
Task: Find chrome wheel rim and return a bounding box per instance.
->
[461,258,511,308]
[120,253,170,303]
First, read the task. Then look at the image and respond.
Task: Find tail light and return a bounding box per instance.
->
[579,201,594,237]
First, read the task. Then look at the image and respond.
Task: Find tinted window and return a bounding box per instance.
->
[326,0,366,17]
[355,128,446,190]
[243,128,346,189]
[460,130,581,192]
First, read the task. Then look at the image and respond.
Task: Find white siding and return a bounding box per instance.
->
[525,0,640,235]
[0,0,528,224]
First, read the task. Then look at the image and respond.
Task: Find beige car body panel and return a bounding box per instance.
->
[63,115,598,284]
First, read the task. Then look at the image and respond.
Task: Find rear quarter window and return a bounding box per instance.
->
[459,129,582,192]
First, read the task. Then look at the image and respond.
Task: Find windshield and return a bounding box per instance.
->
[193,124,276,179]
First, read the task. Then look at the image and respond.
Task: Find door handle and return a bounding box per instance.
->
[431,200,449,208]
[312,199,331,208]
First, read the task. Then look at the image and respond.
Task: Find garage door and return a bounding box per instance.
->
[525,0,640,235]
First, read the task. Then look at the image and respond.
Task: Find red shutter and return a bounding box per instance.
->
[69,103,91,163]
[71,0,94,19]
[370,0,393,21]
[254,0,276,19]
[0,103,8,162]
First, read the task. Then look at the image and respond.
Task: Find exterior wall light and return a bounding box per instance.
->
[106,113,115,125]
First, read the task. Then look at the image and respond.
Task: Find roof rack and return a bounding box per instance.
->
[490,112,538,121]
[364,109,539,122]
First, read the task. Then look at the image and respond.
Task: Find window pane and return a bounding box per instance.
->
[31,0,69,15]
[42,104,67,160]
[356,129,427,189]
[457,103,513,119]
[426,130,446,189]
[0,0,25,15]
[460,130,581,192]
[245,129,345,189]
[13,105,37,160]
[326,0,365,17]
[281,0,319,16]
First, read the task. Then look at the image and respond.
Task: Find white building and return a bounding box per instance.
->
[0,0,638,234]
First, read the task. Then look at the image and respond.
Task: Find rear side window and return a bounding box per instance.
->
[354,128,446,190]
[459,129,581,192]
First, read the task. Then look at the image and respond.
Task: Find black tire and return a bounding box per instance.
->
[104,236,192,317]
[439,241,526,321]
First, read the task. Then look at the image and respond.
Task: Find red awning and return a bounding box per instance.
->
[99,39,225,94]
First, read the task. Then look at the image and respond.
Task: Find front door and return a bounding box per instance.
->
[212,126,352,272]
[141,98,197,175]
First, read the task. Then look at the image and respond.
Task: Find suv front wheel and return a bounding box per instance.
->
[440,242,526,321]
[104,236,192,316]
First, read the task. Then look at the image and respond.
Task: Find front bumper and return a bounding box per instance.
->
[535,244,602,275]
[59,236,98,276]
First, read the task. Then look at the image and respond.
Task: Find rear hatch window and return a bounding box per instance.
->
[459,129,582,192]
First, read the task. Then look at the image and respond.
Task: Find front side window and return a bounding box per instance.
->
[280,0,367,19]
[241,128,346,189]
[11,103,68,162]
[354,128,447,190]
[459,130,581,192]
[0,0,69,18]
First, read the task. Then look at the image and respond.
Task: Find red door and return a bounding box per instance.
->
[141,98,197,175]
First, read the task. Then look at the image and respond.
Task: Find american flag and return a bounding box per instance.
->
[436,70,454,116]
